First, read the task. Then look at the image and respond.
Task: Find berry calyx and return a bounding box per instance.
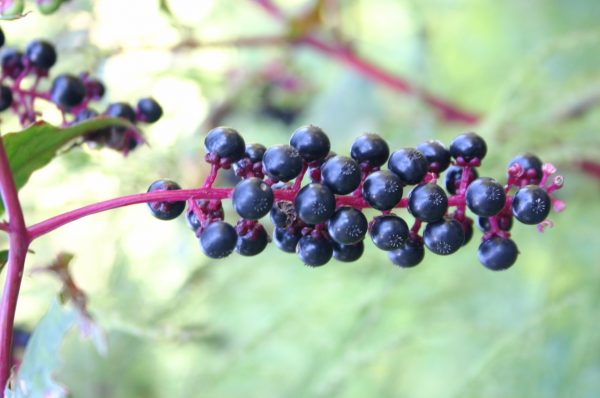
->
[508,153,543,185]
[236,222,269,256]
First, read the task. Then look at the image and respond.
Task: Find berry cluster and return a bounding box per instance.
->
[0,26,163,154]
[147,126,565,271]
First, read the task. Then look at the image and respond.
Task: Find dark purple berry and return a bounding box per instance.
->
[388,148,428,185]
[204,126,246,161]
[262,144,303,182]
[408,183,448,223]
[508,153,543,184]
[146,179,186,220]
[106,102,136,123]
[289,124,330,162]
[320,155,361,195]
[232,177,274,220]
[294,183,336,225]
[12,328,30,349]
[75,108,99,123]
[327,206,368,245]
[477,215,512,232]
[416,140,451,173]
[444,165,478,195]
[244,143,266,163]
[199,221,237,259]
[478,236,519,271]
[0,85,12,111]
[465,177,506,217]
[25,40,57,70]
[1,49,25,79]
[270,201,295,228]
[423,218,465,255]
[50,74,86,109]
[273,227,300,253]
[137,97,163,123]
[449,132,487,163]
[297,235,333,267]
[388,238,424,268]
[236,224,269,256]
[369,214,409,251]
[85,78,105,100]
[332,241,364,262]
[350,133,390,167]
[511,185,551,225]
[361,170,403,211]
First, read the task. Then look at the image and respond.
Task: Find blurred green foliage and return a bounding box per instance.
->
[1,0,600,397]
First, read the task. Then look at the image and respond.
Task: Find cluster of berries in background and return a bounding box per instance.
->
[0,26,163,155]
[147,125,565,271]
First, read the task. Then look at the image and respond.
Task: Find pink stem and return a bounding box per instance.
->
[203,164,220,188]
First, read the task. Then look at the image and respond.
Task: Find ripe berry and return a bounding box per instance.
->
[477,215,512,232]
[273,227,300,253]
[408,183,448,223]
[262,144,303,182]
[297,235,333,267]
[270,201,295,228]
[465,177,506,217]
[332,241,364,262]
[449,132,487,163]
[106,102,137,123]
[137,97,163,123]
[508,153,543,184]
[289,124,331,162]
[244,143,267,163]
[236,223,269,256]
[444,165,478,195]
[320,155,361,195]
[232,177,274,220]
[295,183,336,225]
[1,49,25,79]
[388,237,424,268]
[327,206,368,245]
[50,74,86,109]
[146,179,186,220]
[416,140,451,173]
[423,218,465,255]
[199,221,237,259]
[388,148,428,185]
[0,85,12,111]
[0,27,4,48]
[75,108,99,123]
[204,126,246,161]
[85,78,105,100]
[369,214,409,251]
[25,40,57,70]
[511,185,551,225]
[361,170,403,211]
[478,236,519,271]
[350,133,390,167]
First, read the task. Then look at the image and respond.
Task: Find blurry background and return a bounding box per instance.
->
[1,0,600,397]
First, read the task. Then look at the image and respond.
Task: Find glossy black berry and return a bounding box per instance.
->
[511,185,551,225]
[244,143,267,163]
[361,170,403,211]
[50,74,86,109]
[478,237,519,271]
[387,238,424,268]
[1,49,25,79]
[350,133,390,167]
[416,140,451,173]
[232,177,274,220]
[262,144,303,182]
[106,102,137,123]
[423,218,465,255]
[289,125,330,162]
[146,179,186,220]
[273,227,300,253]
[297,235,333,267]
[204,126,246,161]
[137,97,163,123]
[0,85,12,111]
[449,132,487,163]
[332,241,364,262]
[458,217,474,246]
[408,183,448,223]
[295,183,336,225]
[327,206,368,245]
[320,155,361,195]
[508,153,543,184]
[465,177,506,217]
[236,224,269,256]
[25,40,57,70]
[388,148,428,185]
[477,215,513,232]
[444,165,478,195]
[369,214,409,251]
[199,221,237,259]
[85,78,105,99]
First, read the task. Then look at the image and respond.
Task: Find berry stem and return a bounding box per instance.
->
[203,164,220,188]
[291,162,308,191]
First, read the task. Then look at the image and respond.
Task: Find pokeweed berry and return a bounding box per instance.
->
[408,183,448,223]
[388,237,425,268]
[320,155,361,195]
[297,235,333,267]
[327,206,368,245]
[362,170,403,211]
[477,214,512,232]
[290,124,331,162]
[232,177,274,220]
[423,218,465,255]
[369,214,409,251]
[511,185,551,225]
[236,223,269,256]
[332,241,364,262]
[295,183,336,225]
[25,39,57,70]
[478,236,519,271]
[508,153,543,185]
[350,133,390,167]
[416,140,451,173]
[200,221,237,259]
[50,74,86,109]
[0,85,12,111]
[146,179,186,220]
[1,49,25,79]
[388,148,428,185]
[465,177,506,217]
[449,132,487,163]
[85,78,105,100]
[444,165,478,195]
[244,143,267,163]
[270,201,296,228]
[204,126,246,161]
[262,144,303,182]
[273,227,301,253]
[137,97,163,123]
[106,102,137,123]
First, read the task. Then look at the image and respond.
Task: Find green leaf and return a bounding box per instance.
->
[0,250,7,272]
[0,118,138,216]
